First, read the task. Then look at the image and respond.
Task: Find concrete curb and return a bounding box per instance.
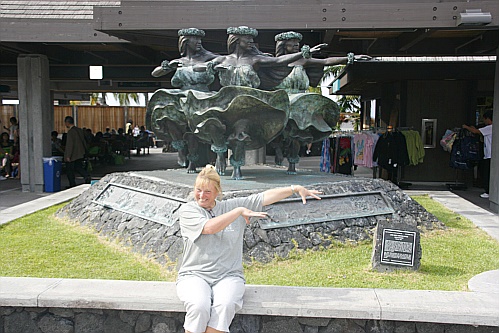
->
[1,277,498,327]
[0,184,90,226]
[405,190,499,243]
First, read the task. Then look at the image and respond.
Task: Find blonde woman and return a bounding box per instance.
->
[177,164,321,333]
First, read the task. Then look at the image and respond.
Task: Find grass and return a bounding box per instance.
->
[0,204,176,281]
[244,195,499,290]
[1,196,498,291]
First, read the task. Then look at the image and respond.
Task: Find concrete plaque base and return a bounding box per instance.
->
[371,220,421,272]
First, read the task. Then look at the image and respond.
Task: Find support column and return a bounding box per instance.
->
[17,54,52,192]
[489,48,499,213]
[245,147,266,165]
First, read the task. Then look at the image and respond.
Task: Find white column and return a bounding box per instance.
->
[489,48,499,213]
[17,54,52,192]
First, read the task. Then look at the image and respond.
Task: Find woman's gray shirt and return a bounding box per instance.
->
[177,193,263,285]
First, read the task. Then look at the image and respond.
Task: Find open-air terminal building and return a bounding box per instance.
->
[1,0,498,212]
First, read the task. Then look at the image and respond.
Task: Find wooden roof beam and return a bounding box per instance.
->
[115,44,156,63]
[397,29,433,52]
[94,1,499,31]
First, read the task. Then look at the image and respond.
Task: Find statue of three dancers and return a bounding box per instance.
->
[146,26,369,179]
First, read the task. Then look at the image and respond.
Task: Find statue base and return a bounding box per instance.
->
[57,165,443,265]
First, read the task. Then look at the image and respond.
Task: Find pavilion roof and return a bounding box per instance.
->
[0,0,119,19]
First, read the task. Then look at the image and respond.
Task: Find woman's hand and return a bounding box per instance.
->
[240,208,268,225]
[294,185,322,204]
[262,185,322,206]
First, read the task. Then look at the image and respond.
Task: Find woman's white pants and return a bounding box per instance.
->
[177,275,245,333]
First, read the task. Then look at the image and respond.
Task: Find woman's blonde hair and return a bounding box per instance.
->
[194,164,222,199]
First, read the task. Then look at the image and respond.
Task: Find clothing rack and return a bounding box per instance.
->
[446,169,467,190]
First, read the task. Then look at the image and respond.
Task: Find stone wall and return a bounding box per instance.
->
[1,307,497,333]
[56,172,443,265]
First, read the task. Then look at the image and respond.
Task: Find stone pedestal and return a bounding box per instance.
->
[245,147,266,165]
[17,54,52,192]
[228,147,266,166]
[58,167,442,265]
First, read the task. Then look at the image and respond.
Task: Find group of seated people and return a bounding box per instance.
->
[1,123,156,181]
[1,122,156,181]
[0,132,20,180]
[51,125,156,167]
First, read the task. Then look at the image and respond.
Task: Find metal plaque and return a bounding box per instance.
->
[92,183,186,226]
[380,228,416,267]
[261,191,395,230]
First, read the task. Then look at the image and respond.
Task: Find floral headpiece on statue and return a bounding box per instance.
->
[227,26,258,37]
[274,31,303,42]
[178,28,205,37]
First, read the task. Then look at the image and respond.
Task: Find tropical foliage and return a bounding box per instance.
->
[90,93,143,106]
[315,65,362,130]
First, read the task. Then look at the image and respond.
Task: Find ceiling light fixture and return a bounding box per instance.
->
[89,66,103,80]
[456,9,492,26]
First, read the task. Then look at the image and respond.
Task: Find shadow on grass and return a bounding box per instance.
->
[420,264,465,276]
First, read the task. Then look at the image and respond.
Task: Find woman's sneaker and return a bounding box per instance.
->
[480,193,489,199]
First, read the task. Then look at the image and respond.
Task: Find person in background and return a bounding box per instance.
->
[3,117,18,144]
[0,147,11,180]
[51,131,65,156]
[64,116,91,188]
[306,142,313,155]
[116,128,126,141]
[0,132,13,180]
[83,128,94,144]
[177,164,321,333]
[0,132,11,150]
[463,109,493,198]
[103,127,112,138]
[132,125,140,137]
[135,125,151,155]
[125,119,133,135]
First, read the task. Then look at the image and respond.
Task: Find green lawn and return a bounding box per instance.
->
[1,196,498,291]
[244,196,499,290]
[0,204,175,281]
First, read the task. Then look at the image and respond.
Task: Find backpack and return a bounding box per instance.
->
[449,129,482,170]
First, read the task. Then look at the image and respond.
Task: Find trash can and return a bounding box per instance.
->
[43,156,62,192]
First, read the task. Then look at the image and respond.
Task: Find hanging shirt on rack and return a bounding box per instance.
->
[320,138,331,173]
[353,133,366,166]
[401,130,425,166]
[330,135,353,175]
[353,132,379,168]
[373,131,410,171]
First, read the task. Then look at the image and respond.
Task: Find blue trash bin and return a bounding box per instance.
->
[43,157,62,192]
